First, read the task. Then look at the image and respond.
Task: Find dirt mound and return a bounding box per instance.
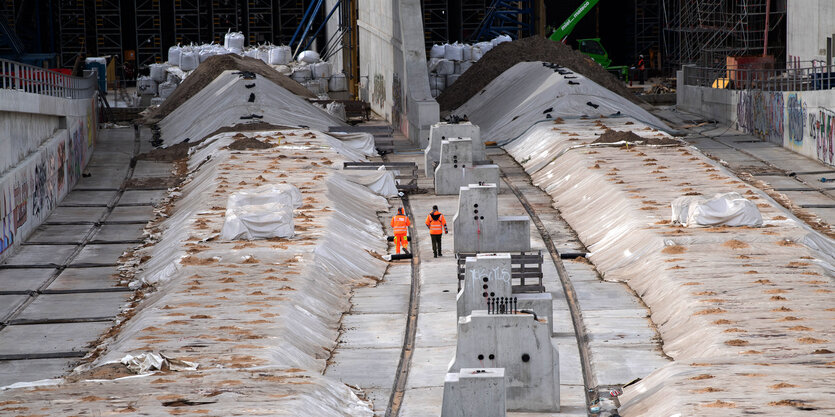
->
[136,141,198,162]
[141,54,315,124]
[437,36,643,113]
[593,129,681,145]
[227,136,274,150]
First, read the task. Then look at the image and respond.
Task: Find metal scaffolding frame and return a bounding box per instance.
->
[663,0,786,70]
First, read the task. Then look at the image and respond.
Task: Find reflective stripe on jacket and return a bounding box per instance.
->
[391,214,410,235]
[425,211,447,235]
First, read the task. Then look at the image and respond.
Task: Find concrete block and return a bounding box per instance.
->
[450,311,559,412]
[441,368,506,417]
[425,122,484,176]
[434,138,500,194]
[515,292,554,337]
[453,184,531,253]
[457,253,512,318]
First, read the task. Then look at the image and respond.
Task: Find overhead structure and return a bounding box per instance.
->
[472,0,535,42]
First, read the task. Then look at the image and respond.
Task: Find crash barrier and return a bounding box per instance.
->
[0,58,97,98]
[342,161,418,192]
[455,251,544,293]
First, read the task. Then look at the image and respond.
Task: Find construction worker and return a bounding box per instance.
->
[425,205,448,258]
[391,207,411,254]
[636,54,647,85]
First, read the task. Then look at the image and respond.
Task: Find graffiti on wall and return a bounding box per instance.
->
[737,90,784,144]
[68,123,85,185]
[786,93,807,146]
[392,72,403,132]
[809,108,835,165]
[0,182,14,254]
[372,73,386,109]
[13,173,28,231]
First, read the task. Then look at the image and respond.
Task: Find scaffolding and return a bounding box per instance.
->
[664,0,786,70]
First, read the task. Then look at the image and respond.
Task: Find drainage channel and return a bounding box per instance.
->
[0,128,146,370]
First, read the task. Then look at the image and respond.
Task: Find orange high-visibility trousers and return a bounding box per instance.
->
[394,234,408,254]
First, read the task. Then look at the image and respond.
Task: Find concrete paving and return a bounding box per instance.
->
[0,126,164,387]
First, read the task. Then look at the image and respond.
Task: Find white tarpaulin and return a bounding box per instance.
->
[671,192,762,227]
[340,167,399,197]
[120,352,198,374]
[220,184,302,240]
[328,132,377,157]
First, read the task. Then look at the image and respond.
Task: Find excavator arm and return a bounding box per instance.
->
[548,0,600,43]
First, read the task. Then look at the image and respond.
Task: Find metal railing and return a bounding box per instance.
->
[683,61,835,92]
[0,58,97,99]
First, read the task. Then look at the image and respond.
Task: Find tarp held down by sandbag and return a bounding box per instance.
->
[220,184,303,240]
[671,192,763,227]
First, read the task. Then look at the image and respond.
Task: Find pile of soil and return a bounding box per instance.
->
[135,141,198,162]
[141,54,315,124]
[437,36,643,113]
[227,136,274,150]
[201,121,294,142]
[593,129,681,145]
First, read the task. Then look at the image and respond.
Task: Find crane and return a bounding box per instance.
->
[548,0,628,80]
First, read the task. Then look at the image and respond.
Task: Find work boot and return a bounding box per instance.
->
[433,254,437,258]
[437,252,442,257]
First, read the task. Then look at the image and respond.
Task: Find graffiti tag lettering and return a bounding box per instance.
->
[737,91,784,144]
[809,108,835,165]
[786,93,806,145]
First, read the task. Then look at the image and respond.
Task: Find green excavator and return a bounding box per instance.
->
[549,0,629,80]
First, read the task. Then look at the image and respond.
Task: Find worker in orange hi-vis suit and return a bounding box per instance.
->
[391,207,411,254]
[425,205,448,258]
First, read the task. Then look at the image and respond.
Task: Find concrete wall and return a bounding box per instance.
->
[324,0,343,75]
[358,0,438,145]
[677,78,835,167]
[787,0,835,63]
[0,89,97,261]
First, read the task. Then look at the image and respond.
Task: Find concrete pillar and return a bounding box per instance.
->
[425,122,484,176]
[434,138,500,195]
[449,311,560,412]
[457,253,513,318]
[452,184,530,253]
[441,368,507,417]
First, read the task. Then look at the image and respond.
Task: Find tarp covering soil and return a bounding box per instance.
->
[141,54,315,124]
[593,129,680,145]
[437,36,643,112]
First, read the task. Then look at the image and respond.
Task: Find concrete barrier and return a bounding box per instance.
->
[434,138,499,195]
[453,183,530,253]
[425,121,485,176]
[441,368,506,417]
[0,89,97,262]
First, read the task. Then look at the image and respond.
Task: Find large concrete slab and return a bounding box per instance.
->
[1,245,77,266]
[47,266,122,291]
[400,386,444,417]
[119,189,168,205]
[14,292,129,321]
[92,223,147,242]
[0,358,75,387]
[338,313,407,349]
[59,190,117,207]
[106,205,155,223]
[71,244,133,266]
[781,190,835,207]
[45,206,107,224]
[0,322,112,355]
[0,295,27,320]
[26,224,94,244]
[405,345,455,389]
[349,286,410,314]
[326,347,401,389]
[73,170,127,189]
[0,268,56,292]
[132,161,173,178]
[414,311,457,348]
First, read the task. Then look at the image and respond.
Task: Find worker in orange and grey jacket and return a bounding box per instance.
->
[425,205,448,258]
[391,207,411,254]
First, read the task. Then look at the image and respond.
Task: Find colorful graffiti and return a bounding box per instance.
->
[13,173,28,231]
[737,90,784,144]
[0,182,14,254]
[786,93,807,145]
[809,108,835,165]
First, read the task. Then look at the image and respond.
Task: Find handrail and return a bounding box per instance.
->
[0,58,97,99]
[683,61,835,92]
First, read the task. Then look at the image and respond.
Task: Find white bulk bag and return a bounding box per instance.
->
[472,45,484,61]
[459,61,473,74]
[179,50,198,71]
[224,31,245,53]
[493,34,512,46]
[291,67,312,82]
[149,63,168,83]
[444,43,464,61]
[329,73,347,91]
[257,48,270,64]
[167,46,181,65]
[462,44,472,61]
[671,192,763,227]
[312,62,332,79]
[244,48,258,58]
[435,59,455,75]
[158,81,177,99]
[268,46,289,65]
[430,44,445,59]
[446,74,460,86]
[429,74,446,90]
[198,47,215,63]
[137,76,157,95]
[298,50,320,63]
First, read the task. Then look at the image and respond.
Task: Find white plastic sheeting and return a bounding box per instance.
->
[326,101,347,121]
[220,184,303,240]
[340,166,399,197]
[157,70,346,147]
[455,61,670,141]
[327,131,377,158]
[671,192,763,227]
[119,352,198,374]
[298,50,320,63]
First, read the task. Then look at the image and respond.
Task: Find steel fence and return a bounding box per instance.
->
[683,61,835,92]
[0,59,97,99]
